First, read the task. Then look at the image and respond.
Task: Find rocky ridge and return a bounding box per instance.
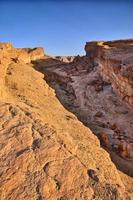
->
[0,41,133,199]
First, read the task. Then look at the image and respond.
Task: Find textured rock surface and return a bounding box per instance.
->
[85,40,133,107]
[0,42,45,64]
[0,42,133,199]
[36,40,133,176]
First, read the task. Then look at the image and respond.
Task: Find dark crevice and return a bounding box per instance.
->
[16,147,29,157]
[32,138,42,151]
[36,182,43,200]
[43,162,49,173]
[87,169,99,182]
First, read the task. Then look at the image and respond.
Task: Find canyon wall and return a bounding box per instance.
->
[85,40,133,107]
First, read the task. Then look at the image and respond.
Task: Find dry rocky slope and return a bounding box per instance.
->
[0,41,133,200]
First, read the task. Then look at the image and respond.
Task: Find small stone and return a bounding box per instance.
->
[94,111,103,118]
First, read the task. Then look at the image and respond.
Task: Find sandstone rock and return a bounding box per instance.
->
[55,56,75,63]
[29,47,45,61]
[41,39,133,175]
[85,39,133,107]
[0,42,13,50]
[17,50,31,63]
[98,132,111,147]
[118,142,133,159]
[0,40,133,199]
[0,43,45,64]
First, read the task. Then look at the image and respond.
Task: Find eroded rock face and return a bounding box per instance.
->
[37,40,133,176]
[55,56,75,63]
[0,42,45,64]
[85,40,133,107]
[0,41,133,199]
[23,47,45,61]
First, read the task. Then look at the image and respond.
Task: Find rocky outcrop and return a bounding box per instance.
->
[85,40,133,107]
[0,41,133,199]
[0,42,13,50]
[23,47,45,61]
[55,56,75,63]
[0,42,45,64]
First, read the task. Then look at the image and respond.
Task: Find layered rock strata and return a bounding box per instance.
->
[85,40,133,107]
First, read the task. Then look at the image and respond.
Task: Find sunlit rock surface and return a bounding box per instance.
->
[0,41,133,199]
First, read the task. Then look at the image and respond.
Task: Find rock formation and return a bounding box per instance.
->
[85,40,133,107]
[0,41,133,199]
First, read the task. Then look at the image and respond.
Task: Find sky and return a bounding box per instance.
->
[0,0,133,55]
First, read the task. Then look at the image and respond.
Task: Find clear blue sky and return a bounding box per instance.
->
[0,0,133,55]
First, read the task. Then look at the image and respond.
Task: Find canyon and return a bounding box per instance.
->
[0,40,133,200]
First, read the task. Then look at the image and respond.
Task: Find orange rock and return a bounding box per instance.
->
[0,40,133,199]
